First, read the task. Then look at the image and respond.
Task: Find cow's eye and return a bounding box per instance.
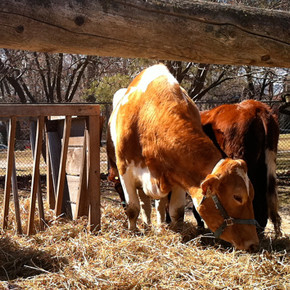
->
[233,194,243,204]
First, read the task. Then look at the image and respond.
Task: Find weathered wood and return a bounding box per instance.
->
[87,115,101,232]
[66,147,83,175]
[0,104,100,117]
[30,120,45,231]
[2,117,16,229]
[66,175,80,219]
[74,134,89,219]
[68,136,85,147]
[55,116,72,217]
[27,116,45,235]
[0,0,289,67]
[46,131,55,210]
[47,118,85,218]
[11,154,22,234]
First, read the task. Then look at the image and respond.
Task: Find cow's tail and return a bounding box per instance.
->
[262,111,282,237]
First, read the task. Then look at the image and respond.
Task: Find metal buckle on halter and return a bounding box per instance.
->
[225,217,234,227]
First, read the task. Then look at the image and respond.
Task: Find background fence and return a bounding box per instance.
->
[0,101,289,189]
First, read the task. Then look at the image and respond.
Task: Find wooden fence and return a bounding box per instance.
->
[0,104,101,235]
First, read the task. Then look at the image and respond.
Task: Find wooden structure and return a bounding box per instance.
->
[0,0,289,68]
[1,104,101,234]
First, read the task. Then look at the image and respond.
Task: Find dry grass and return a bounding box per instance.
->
[0,184,289,289]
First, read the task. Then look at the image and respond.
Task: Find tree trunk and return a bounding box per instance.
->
[0,0,289,68]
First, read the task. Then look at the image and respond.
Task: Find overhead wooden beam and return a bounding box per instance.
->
[0,0,289,68]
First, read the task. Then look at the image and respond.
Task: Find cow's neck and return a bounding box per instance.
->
[169,135,222,190]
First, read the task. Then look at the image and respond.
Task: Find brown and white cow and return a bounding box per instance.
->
[107,64,259,250]
[200,100,281,236]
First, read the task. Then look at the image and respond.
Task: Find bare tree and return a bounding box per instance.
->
[0,49,91,103]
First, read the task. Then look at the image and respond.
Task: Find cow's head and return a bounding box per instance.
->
[196,158,259,251]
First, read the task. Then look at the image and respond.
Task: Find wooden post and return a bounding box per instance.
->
[55,116,72,217]
[27,116,45,235]
[46,131,55,209]
[11,154,22,234]
[30,120,45,231]
[86,115,101,232]
[2,117,16,229]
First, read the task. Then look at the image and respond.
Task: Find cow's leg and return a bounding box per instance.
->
[119,174,140,231]
[192,204,205,229]
[169,187,186,230]
[138,189,151,226]
[265,149,282,237]
[155,197,168,225]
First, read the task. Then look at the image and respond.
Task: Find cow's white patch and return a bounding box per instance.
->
[129,163,168,199]
[110,87,136,148]
[120,86,138,106]
[138,64,178,93]
[235,167,250,195]
[211,159,225,174]
[112,88,127,109]
[265,149,277,180]
[110,106,119,149]
[192,197,200,210]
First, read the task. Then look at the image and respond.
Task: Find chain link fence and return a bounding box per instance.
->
[0,101,289,188]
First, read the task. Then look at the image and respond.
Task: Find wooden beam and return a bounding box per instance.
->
[27,116,45,235]
[0,0,289,67]
[2,117,16,229]
[0,104,100,117]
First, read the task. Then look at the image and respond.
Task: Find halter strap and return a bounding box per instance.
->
[201,194,260,239]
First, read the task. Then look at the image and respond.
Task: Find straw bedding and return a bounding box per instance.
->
[0,182,289,289]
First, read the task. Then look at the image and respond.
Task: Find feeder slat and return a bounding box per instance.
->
[55,116,72,216]
[27,116,45,235]
[2,117,17,229]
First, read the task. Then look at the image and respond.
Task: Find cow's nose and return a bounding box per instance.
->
[244,240,259,252]
[247,243,259,253]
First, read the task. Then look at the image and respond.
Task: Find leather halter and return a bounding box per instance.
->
[200,193,260,239]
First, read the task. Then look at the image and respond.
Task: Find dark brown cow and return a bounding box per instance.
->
[200,100,281,236]
[107,64,259,250]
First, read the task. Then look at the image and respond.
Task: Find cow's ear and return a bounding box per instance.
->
[200,174,219,196]
[236,159,248,173]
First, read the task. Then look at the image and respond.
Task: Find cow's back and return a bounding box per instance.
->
[110,65,216,191]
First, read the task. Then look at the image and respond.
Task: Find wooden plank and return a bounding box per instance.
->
[55,116,72,217]
[11,154,22,234]
[74,134,89,219]
[46,126,71,217]
[30,120,45,231]
[0,104,100,117]
[27,116,45,235]
[2,117,16,229]
[66,175,82,219]
[46,131,55,210]
[87,115,101,232]
[68,136,85,147]
[66,147,83,176]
